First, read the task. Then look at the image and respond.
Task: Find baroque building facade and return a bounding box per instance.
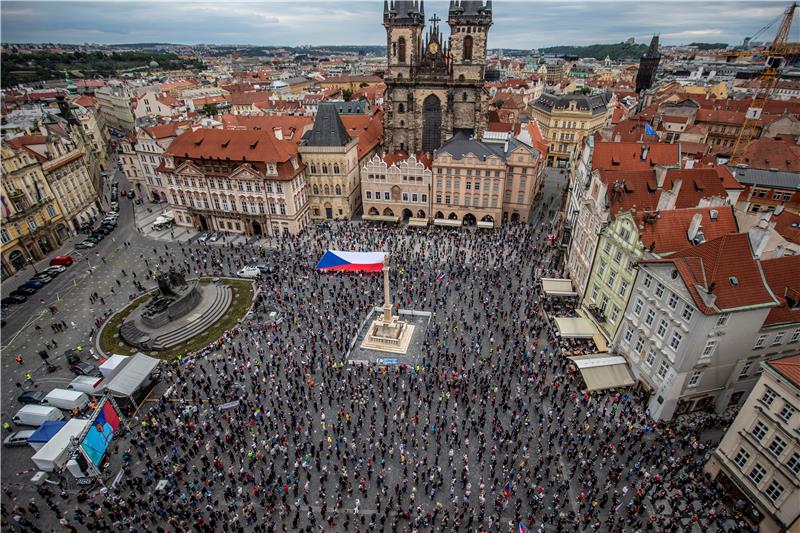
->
[382,0,492,154]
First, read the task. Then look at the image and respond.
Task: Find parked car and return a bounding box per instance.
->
[44,265,67,276]
[88,233,105,241]
[20,280,45,290]
[256,264,276,276]
[17,390,47,405]
[94,226,112,235]
[50,255,74,267]
[70,361,100,377]
[30,272,54,284]
[2,295,28,306]
[198,232,210,243]
[127,190,135,199]
[101,219,118,227]
[236,266,261,279]
[3,430,35,448]
[209,232,222,242]
[10,288,36,298]
[75,241,96,249]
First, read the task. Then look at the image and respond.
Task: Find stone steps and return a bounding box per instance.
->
[149,285,233,350]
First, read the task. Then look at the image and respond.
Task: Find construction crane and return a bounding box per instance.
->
[728,2,799,165]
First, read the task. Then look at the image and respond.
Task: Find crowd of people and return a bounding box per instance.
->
[1,194,749,533]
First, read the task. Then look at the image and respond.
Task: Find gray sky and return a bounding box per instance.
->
[1,1,792,49]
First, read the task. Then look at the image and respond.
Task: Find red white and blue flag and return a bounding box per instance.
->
[315,250,386,273]
[519,521,528,533]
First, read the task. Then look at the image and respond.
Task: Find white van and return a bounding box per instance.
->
[67,376,106,396]
[12,405,64,426]
[43,389,89,411]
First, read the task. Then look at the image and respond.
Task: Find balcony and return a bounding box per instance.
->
[586,304,607,323]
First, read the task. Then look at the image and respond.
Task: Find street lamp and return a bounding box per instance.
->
[28,257,39,274]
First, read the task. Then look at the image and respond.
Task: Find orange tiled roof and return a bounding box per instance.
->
[695,109,747,125]
[739,137,800,172]
[156,95,182,107]
[714,166,744,190]
[341,112,383,160]
[761,255,800,327]
[145,123,180,140]
[643,233,778,314]
[72,95,97,108]
[382,150,432,169]
[229,92,272,106]
[592,141,680,171]
[767,354,800,388]
[638,206,738,255]
[771,209,800,245]
[165,128,302,181]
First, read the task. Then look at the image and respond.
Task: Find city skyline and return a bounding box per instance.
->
[1,1,791,49]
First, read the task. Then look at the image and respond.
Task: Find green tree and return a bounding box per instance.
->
[359,81,369,88]
[202,103,218,116]
[342,89,353,101]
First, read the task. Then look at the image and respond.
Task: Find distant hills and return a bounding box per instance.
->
[539,43,648,60]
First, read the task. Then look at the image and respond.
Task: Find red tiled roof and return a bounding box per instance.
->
[341,112,383,160]
[680,142,708,157]
[767,354,800,388]
[695,109,746,125]
[156,95,182,107]
[668,168,729,208]
[611,119,658,143]
[643,233,778,314]
[7,135,49,162]
[220,115,313,141]
[229,92,272,106]
[714,166,744,190]
[761,255,800,327]
[592,141,680,171]
[638,206,738,255]
[739,137,800,172]
[771,209,800,245]
[193,95,227,106]
[526,120,548,156]
[72,95,97,108]
[165,128,302,181]
[662,115,690,124]
[145,123,180,140]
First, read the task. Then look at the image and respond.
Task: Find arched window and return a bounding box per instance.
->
[312,184,319,194]
[333,163,340,174]
[323,184,330,195]
[463,35,473,61]
[459,74,465,81]
[398,37,406,63]
[398,103,405,113]
[322,163,328,173]
[400,120,405,127]
[335,184,342,195]
[463,92,468,102]
[310,163,317,173]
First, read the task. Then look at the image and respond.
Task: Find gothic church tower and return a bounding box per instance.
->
[383,0,492,154]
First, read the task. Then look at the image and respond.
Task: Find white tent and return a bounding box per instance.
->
[554,317,600,338]
[569,355,635,392]
[99,354,130,379]
[541,278,577,298]
[106,352,160,398]
[31,419,90,472]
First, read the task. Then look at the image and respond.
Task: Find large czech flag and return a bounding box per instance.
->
[315,250,386,272]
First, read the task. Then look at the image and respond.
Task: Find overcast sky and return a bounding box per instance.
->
[1,1,792,49]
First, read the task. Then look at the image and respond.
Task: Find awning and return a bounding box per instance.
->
[433,218,462,227]
[541,278,577,297]
[476,220,494,229]
[569,354,635,391]
[554,317,599,338]
[106,352,160,398]
[407,218,428,227]
[362,215,400,223]
[27,420,66,444]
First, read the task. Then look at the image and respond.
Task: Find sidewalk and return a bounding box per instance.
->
[132,202,198,243]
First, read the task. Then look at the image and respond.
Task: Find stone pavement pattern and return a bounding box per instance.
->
[0,170,749,532]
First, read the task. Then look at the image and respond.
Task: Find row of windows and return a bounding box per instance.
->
[435,194,497,208]
[754,328,800,349]
[312,184,342,196]
[759,387,797,424]
[436,167,503,178]
[436,178,502,193]
[366,173,425,183]
[309,163,342,174]
[365,191,428,203]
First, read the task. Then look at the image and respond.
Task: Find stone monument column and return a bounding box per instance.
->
[383,262,393,322]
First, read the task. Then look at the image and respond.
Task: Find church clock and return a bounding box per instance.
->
[427,41,440,55]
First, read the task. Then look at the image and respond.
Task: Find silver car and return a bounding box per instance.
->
[3,430,34,447]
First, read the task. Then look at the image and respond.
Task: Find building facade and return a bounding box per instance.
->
[159,128,310,236]
[118,133,148,200]
[1,143,67,278]
[613,234,779,421]
[704,355,800,533]
[431,131,543,226]
[298,103,362,220]
[529,92,613,168]
[136,124,184,203]
[361,152,432,221]
[382,0,492,153]
[95,85,135,133]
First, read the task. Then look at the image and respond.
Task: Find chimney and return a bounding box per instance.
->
[687,213,703,242]
[709,209,718,221]
[614,132,621,142]
[747,223,771,259]
[654,165,668,188]
[656,178,681,211]
[272,126,283,140]
[640,144,648,161]
[774,204,784,216]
